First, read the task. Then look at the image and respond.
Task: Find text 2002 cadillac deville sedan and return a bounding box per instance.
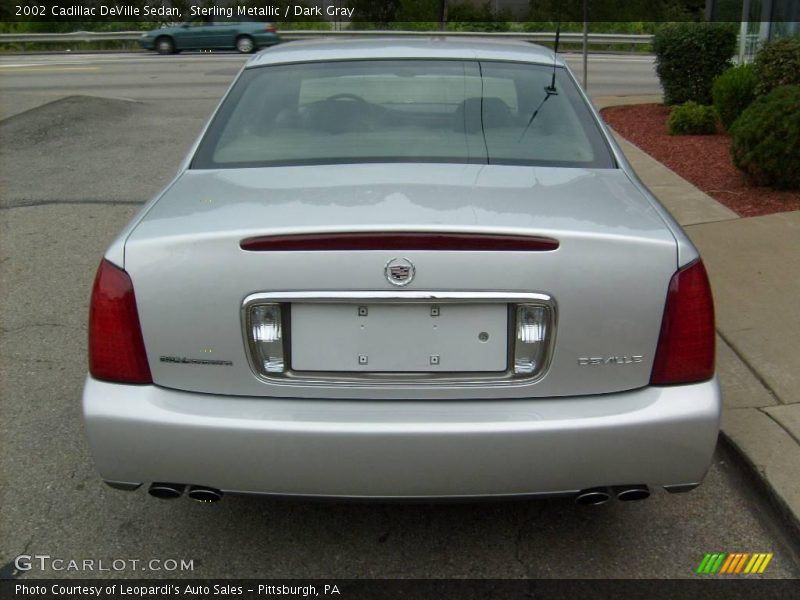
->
[83,39,719,504]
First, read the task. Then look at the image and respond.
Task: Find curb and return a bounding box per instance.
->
[596,96,800,535]
[720,425,800,541]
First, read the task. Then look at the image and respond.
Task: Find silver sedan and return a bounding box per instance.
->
[83,38,719,505]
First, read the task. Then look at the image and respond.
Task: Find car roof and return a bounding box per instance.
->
[246,37,562,68]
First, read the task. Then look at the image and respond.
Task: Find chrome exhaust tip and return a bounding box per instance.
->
[148,483,185,499]
[575,487,611,506]
[614,485,650,502]
[187,486,223,503]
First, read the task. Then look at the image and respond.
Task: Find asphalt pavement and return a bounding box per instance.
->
[1,51,799,580]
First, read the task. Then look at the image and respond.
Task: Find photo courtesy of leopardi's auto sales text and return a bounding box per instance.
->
[1,0,800,599]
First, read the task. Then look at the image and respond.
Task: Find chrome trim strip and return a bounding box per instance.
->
[241,291,557,388]
[244,291,554,303]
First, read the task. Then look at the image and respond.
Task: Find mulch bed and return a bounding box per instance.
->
[601,103,800,218]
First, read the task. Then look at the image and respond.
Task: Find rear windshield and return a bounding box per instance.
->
[192,60,615,169]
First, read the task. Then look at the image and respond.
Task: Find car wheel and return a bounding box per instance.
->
[235,35,255,54]
[155,36,175,55]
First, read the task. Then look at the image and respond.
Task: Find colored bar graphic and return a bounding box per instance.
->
[714,553,727,573]
[758,554,773,573]
[732,553,745,573]
[734,553,750,573]
[696,554,712,574]
[703,553,719,574]
[697,552,773,575]
[744,554,759,573]
[719,554,735,574]
[696,553,711,573]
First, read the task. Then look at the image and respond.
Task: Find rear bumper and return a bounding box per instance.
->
[82,376,720,499]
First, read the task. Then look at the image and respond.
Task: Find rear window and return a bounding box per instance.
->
[192,60,614,169]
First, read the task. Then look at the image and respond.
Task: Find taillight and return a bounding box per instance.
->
[650,259,715,385]
[265,25,276,33]
[88,259,152,384]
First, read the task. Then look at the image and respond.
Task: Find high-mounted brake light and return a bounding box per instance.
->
[650,259,715,385]
[88,259,152,384]
[240,232,559,252]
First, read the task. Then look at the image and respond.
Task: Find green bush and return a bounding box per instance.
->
[712,64,756,130]
[654,22,737,105]
[730,85,800,190]
[446,1,511,31]
[667,102,718,135]
[752,37,800,96]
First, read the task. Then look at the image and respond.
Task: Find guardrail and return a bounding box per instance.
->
[0,31,145,43]
[282,31,654,44]
[0,29,654,46]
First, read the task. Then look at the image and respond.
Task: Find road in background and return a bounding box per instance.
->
[1,51,799,580]
[0,51,661,118]
[0,51,662,204]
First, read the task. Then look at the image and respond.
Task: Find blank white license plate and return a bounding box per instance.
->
[290,303,508,372]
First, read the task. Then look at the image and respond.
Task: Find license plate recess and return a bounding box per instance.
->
[290,303,508,372]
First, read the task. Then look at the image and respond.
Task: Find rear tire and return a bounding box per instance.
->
[155,36,175,55]
[235,35,255,54]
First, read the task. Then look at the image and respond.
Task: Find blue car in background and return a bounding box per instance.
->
[139,20,280,54]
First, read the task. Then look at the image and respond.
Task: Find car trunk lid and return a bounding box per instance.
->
[123,163,677,399]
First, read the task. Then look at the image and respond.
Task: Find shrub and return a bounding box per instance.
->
[446,1,511,31]
[730,85,800,189]
[752,37,800,96]
[712,64,757,130]
[667,102,718,135]
[654,22,737,105]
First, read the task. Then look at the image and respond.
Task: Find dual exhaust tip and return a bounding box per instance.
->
[575,484,650,506]
[148,483,222,503]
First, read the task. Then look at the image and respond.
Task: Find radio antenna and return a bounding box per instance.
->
[547,21,561,93]
[519,21,560,142]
